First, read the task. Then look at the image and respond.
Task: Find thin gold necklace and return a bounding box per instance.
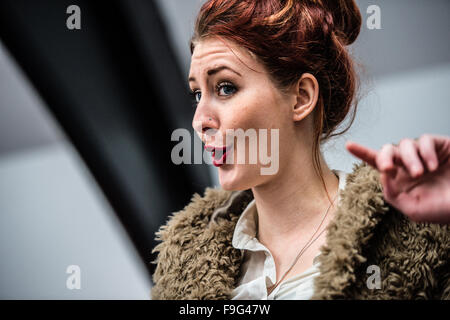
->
[265,191,339,296]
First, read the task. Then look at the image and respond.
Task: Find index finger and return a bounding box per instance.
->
[345,141,378,169]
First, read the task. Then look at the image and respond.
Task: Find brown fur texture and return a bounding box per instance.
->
[151,162,449,299]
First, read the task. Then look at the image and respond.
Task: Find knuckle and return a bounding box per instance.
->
[380,144,395,157]
[399,138,416,151]
[419,134,431,144]
[398,139,407,148]
[375,154,384,168]
[399,138,412,146]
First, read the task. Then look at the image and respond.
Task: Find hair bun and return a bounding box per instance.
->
[320,0,362,45]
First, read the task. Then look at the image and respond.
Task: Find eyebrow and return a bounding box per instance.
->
[188,65,242,82]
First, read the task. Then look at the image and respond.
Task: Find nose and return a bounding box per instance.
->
[203,117,214,133]
[192,115,218,142]
[192,95,219,142]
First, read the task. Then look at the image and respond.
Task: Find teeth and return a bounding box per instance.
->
[213,149,224,160]
[206,145,231,164]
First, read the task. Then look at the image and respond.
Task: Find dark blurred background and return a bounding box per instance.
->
[0,0,448,299]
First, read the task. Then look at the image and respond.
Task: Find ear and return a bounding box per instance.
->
[291,73,319,122]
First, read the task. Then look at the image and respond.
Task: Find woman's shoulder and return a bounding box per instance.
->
[317,162,449,299]
[153,187,233,244]
[151,185,253,262]
[151,186,248,299]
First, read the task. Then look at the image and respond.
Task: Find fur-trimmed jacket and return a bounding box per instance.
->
[151,162,449,299]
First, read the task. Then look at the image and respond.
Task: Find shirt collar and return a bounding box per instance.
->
[232,198,258,250]
[335,169,347,203]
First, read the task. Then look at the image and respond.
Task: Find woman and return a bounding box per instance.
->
[152,0,449,299]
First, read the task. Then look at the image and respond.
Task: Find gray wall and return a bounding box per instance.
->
[0,0,449,299]
[0,42,151,299]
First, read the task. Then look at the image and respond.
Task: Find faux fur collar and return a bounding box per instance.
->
[151,162,391,299]
[311,162,390,299]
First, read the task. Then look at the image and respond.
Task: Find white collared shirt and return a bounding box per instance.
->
[231,170,348,300]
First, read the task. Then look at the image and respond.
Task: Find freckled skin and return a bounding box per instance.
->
[189,37,299,191]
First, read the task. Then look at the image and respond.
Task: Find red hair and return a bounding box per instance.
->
[190,0,362,199]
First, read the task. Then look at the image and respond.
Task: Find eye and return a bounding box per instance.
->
[188,81,238,107]
[189,90,201,105]
[217,82,237,96]
[194,91,202,103]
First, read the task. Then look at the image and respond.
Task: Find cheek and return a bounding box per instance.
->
[227,89,283,131]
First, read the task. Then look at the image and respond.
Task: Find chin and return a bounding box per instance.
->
[218,164,256,191]
[217,166,239,190]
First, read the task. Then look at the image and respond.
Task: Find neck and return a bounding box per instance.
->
[251,149,339,247]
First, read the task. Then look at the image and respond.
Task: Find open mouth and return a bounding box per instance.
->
[204,145,232,167]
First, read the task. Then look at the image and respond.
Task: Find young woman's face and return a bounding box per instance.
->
[189,37,296,190]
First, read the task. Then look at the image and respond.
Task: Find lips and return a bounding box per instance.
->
[204,145,231,167]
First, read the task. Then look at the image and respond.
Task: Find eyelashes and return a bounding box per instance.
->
[189,81,238,107]
[189,90,200,106]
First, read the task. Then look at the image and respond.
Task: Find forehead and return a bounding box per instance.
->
[189,37,260,73]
